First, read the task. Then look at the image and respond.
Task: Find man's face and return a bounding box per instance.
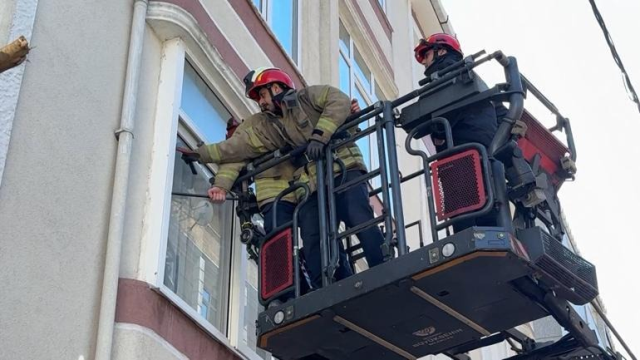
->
[421,48,447,67]
[257,83,283,112]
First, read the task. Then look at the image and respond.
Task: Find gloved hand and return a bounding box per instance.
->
[305,139,325,161]
[176,147,201,174]
[176,147,201,163]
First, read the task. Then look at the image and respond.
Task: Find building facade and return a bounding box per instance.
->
[0,0,611,359]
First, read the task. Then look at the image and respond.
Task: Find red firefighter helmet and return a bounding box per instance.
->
[414,33,462,64]
[243,67,295,102]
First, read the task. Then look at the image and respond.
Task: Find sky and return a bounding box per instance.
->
[440,0,640,355]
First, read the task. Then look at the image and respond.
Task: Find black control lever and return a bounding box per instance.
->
[171,192,238,201]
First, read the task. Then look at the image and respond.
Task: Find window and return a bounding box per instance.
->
[242,257,270,359]
[338,21,385,181]
[148,34,275,360]
[377,0,386,12]
[181,63,229,141]
[165,136,234,329]
[170,60,273,360]
[585,305,609,347]
[162,62,235,332]
[254,0,300,64]
[199,287,210,318]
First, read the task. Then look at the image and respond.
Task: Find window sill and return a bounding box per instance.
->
[116,279,256,360]
[156,286,234,347]
[156,285,266,360]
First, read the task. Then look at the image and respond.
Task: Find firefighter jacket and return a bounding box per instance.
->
[211,118,297,209]
[196,85,367,199]
[426,52,498,152]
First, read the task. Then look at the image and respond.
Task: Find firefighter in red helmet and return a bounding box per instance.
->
[414,34,501,232]
[413,33,499,153]
[414,33,463,69]
[224,117,240,140]
[241,67,386,289]
[180,67,384,293]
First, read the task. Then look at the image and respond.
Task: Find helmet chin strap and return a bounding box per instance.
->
[432,45,442,62]
[424,46,440,75]
[266,84,277,103]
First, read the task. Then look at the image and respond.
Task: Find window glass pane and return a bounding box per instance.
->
[369,85,382,187]
[339,54,351,96]
[271,0,295,59]
[199,287,210,318]
[338,24,380,183]
[339,21,350,57]
[571,305,588,329]
[181,62,229,142]
[164,137,234,331]
[369,129,380,189]
[585,307,605,346]
[242,259,270,358]
[253,0,262,10]
[352,87,370,168]
[353,47,372,93]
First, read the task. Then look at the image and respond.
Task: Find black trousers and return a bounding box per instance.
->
[299,170,386,288]
[261,201,297,234]
[261,201,351,291]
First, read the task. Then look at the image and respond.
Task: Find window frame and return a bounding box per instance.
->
[156,73,236,341]
[230,247,273,360]
[338,21,382,176]
[144,38,272,360]
[254,0,302,66]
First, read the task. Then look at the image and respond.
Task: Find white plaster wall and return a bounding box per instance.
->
[202,0,272,71]
[0,0,38,188]
[119,24,164,281]
[411,0,448,37]
[0,0,133,358]
[300,0,340,85]
[387,0,430,249]
[0,0,17,43]
[113,323,188,360]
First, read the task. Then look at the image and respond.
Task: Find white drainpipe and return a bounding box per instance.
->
[94,0,148,359]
